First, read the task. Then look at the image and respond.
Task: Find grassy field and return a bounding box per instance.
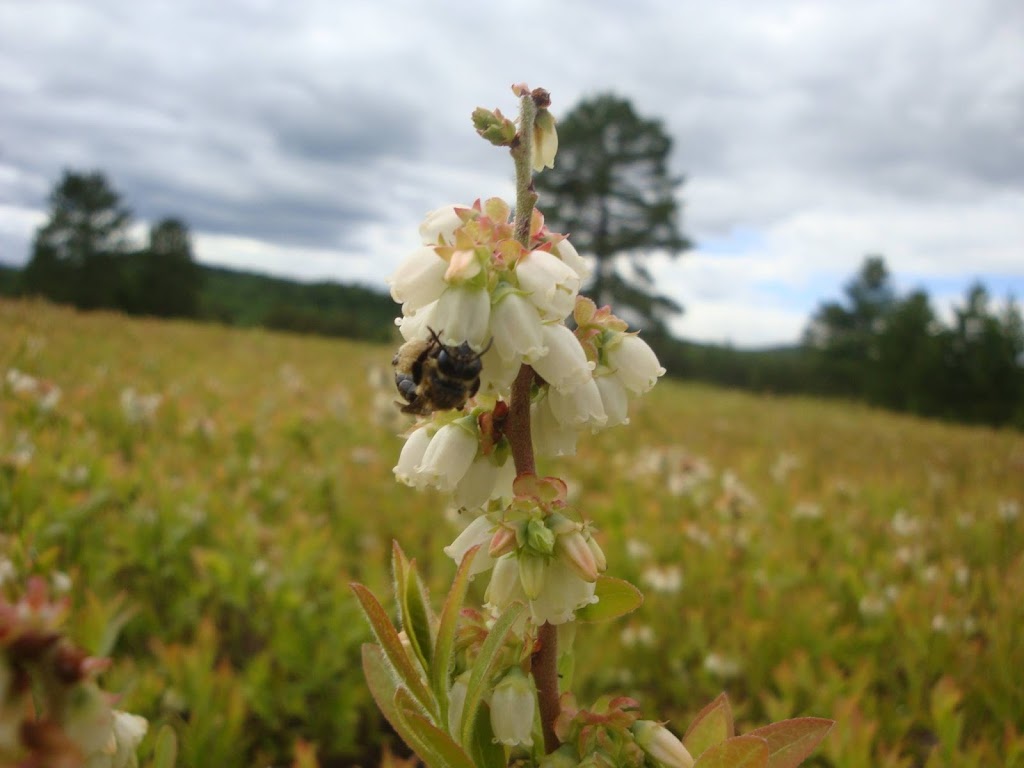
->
[2,298,1023,767]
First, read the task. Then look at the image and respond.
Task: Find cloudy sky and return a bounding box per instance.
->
[1,0,1021,346]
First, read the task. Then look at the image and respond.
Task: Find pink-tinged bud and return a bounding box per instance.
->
[419,205,467,245]
[518,554,549,599]
[632,721,694,768]
[444,248,482,282]
[557,531,599,582]
[490,668,536,747]
[488,525,517,559]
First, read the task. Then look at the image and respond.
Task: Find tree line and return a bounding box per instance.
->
[11,170,396,341]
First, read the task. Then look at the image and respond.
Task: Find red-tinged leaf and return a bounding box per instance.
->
[746,718,835,768]
[431,545,480,724]
[693,735,770,768]
[684,693,735,758]
[351,583,437,718]
[575,576,643,622]
[395,688,476,768]
[460,602,526,748]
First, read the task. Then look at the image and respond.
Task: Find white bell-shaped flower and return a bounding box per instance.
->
[594,371,630,427]
[516,250,580,321]
[388,246,448,313]
[426,287,491,350]
[393,426,433,488]
[553,238,592,282]
[415,423,478,492]
[490,291,547,363]
[443,514,496,576]
[548,377,607,430]
[531,324,593,393]
[531,390,578,458]
[419,204,466,245]
[490,669,536,747]
[605,334,665,394]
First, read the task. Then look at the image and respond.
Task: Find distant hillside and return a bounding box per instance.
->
[195,264,398,342]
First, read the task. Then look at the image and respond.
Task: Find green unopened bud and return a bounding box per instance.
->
[519,553,549,599]
[586,534,607,574]
[527,517,556,555]
[539,745,579,768]
[472,107,517,146]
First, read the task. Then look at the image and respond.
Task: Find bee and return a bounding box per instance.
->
[392,328,491,415]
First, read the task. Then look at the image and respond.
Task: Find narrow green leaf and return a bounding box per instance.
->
[431,544,481,728]
[467,702,507,768]
[351,583,437,718]
[575,576,643,622]
[684,693,735,758]
[403,558,435,673]
[394,688,477,768]
[745,718,834,768]
[150,724,178,768]
[460,601,526,748]
[693,735,770,768]
[362,644,448,768]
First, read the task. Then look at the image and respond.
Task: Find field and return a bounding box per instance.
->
[2,297,1023,767]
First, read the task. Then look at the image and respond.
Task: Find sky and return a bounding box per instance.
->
[1,0,1022,347]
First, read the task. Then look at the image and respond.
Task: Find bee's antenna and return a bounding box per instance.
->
[475,337,494,358]
[427,326,445,345]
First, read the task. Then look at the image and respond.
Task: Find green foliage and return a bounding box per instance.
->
[3,299,1024,765]
[534,94,690,333]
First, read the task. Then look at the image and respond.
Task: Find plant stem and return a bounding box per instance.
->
[507,87,560,754]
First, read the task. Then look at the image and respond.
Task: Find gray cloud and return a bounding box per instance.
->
[0,0,1021,344]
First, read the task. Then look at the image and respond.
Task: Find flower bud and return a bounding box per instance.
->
[539,745,579,768]
[485,554,522,609]
[526,518,556,556]
[557,530,599,582]
[632,720,694,768]
[532,108,558,172]
[488,525,517,559]
[490,668,536,747]
[586,534,608,574]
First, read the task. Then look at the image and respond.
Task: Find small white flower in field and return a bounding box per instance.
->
[448,671,470,737]
[997,499,1020,522]
[5,368,38,395]
[531,107,558,173]
[625,538,652,560]
[642,564,683,594]
[703,652,742,680]
[683,523,713,549]
[931,614,950,633]
[490,668,536,747]
[632,720,695,768]
[620,623,656,647]
[9,431,35,468]
[962,615,978,635]
[920,564,940,584]
[792,501,823,520]
[444,513,497,576]
[388,245,449,313]
[415,422,479,492]
[0,557,15,587]
[883,584,900,603]
[770,452,801,484]
[954,563,971,588]
[531,324,593,393]
[108,710,149,768]
[120,388,162,425]
[547,377,607,430]
[490,290,548,362]
[419,204,467,245]
[891,509,921,537]
[516,249,580,321]
[51,570,72,594]
[858,594,888,619]
[393,425,433,488]
[604,334,665,395]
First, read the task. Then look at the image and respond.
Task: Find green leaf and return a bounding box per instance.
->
[431,544,480,727]
[684,693,734,758]
[460,601,526,748]
[395,688,477,768]
[351,582,437,718]
[150,724,178,768]
[362,644,456,768]
[398,548,435,676]
[745,718,834,768]
[693,735,770,768]
[575,576,643,622]
[466,703,507,768]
